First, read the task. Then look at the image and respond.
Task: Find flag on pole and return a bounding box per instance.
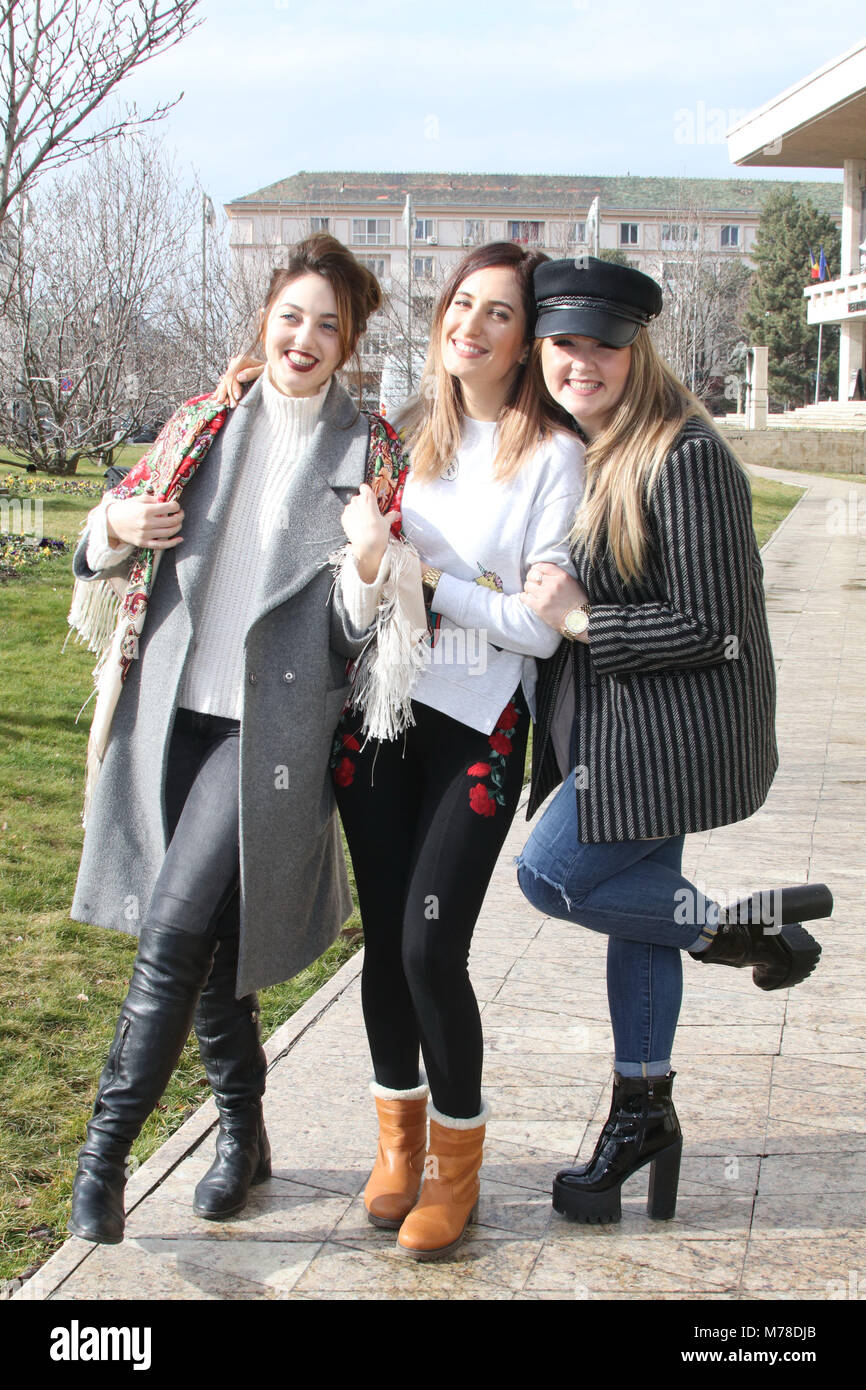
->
[808,247,820,280]
[818,245,829,282]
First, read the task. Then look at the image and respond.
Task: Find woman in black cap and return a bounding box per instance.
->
[517,256,829,1224]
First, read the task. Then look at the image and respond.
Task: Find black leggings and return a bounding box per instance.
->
[333,695,529,1118]
[144,708,241,941]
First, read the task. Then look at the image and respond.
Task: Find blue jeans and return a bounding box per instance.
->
[515,771,718,1077]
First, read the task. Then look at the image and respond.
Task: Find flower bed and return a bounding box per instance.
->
[0,533,69,580]
[0,473,103,499]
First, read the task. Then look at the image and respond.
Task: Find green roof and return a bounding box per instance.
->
[228,171,842,218]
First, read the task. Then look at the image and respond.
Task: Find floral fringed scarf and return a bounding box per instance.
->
[66,394,230,821]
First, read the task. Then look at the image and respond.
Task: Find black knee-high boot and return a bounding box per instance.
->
[68,924,217,1245]
[191,926,271,1220]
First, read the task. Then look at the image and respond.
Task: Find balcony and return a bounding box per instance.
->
[804,271,866,325]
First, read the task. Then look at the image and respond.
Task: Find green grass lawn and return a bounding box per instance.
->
[0,470,803,1287]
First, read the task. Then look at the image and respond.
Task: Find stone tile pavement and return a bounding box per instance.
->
[15,462,866,1302]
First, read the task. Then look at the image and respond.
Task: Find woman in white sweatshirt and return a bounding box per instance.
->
[334,242,586,1259]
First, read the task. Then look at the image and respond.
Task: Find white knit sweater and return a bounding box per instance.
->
[85,371,327,719]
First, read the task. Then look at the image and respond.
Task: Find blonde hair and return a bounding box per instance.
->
[397,243,568,482]
[548,328,745,585]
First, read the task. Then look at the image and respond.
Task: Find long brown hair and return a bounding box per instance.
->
[545,328,745,585]
[256,232,382,378]
[398,242,568,483]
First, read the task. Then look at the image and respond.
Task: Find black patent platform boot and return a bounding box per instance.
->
[68,925,216,1244]
[690,882,832,990]
[192,928,271,1220]
[553,1072,682,1224]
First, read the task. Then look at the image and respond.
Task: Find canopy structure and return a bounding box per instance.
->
[728,41,866,403]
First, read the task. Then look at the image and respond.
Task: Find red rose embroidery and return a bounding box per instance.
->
[333,756,355,787]
[469,784,496,817]
[342,734,360,750]
[498,702,518,729]
[467,762,491,777]
[489,732,512,755]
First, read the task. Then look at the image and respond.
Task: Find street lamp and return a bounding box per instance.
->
[403,193,414,391]
[201,194,215,388]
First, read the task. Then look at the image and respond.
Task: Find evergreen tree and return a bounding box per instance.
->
[744,187,840,409]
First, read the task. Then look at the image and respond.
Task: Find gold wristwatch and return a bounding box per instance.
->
[421,566,442,600]
[561,603,591,640]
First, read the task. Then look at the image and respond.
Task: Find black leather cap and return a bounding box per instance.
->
[533,256,663,346]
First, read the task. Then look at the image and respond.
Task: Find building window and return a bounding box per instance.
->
[620,223,639,246]
[660,223,698,250]
[413,256,435,280]
[415,218,435,242]
[231,218,253,245]
[357,256,388,279]
[310,217,330,232]
[362,327,389,356]
[508,220,544,246]
[567,221,587,245]
[463,219,485,245]
[721,224,740,249]
[353,218,390,246]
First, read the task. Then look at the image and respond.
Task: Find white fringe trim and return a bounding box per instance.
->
[65,576,123,656]
[331,534,429,742]
[428,1099,490,1130]
[369,1074,429,1101]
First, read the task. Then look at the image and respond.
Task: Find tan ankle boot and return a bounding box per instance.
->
[396,1102,488,1260]
[364,1080,429,1229]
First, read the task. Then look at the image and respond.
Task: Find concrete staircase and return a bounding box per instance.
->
[779,401,866,429]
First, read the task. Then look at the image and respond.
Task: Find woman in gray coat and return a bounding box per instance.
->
[67,234,395,1244]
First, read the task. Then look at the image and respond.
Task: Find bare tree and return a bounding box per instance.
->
[0,134,201,473]
[647,197,752,403]
[0,0,202,229]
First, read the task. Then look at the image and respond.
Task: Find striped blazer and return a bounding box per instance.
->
[527,418,778,842]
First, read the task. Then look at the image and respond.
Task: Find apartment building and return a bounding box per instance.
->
[226,171,842,404]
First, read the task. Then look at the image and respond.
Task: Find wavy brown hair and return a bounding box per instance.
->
[256,232,383,377]
[537,327,745,585]
[398,242,569,483]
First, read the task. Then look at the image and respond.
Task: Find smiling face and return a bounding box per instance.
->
[440,266,527,404]
[262,272,344,398]
[540,334,633,439]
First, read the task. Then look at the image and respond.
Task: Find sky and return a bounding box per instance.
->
[111,0,864,210]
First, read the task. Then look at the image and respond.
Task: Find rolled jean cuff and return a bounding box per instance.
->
[615,1059,672,1079]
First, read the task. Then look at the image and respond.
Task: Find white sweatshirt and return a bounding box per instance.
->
[338,418,584,735]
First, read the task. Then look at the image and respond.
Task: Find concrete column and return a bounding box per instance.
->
[839,321,866,400]
[747,346,769,429]
[841,159,866,275]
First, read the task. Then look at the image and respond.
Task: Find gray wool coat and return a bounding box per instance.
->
[71,376,373,996]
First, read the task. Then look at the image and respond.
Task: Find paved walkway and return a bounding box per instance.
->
[16,462,866,1302]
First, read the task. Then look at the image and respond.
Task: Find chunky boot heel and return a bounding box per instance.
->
[691,882,831,991]
[647,1136,682,1220]
[553,1073,681,1225]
